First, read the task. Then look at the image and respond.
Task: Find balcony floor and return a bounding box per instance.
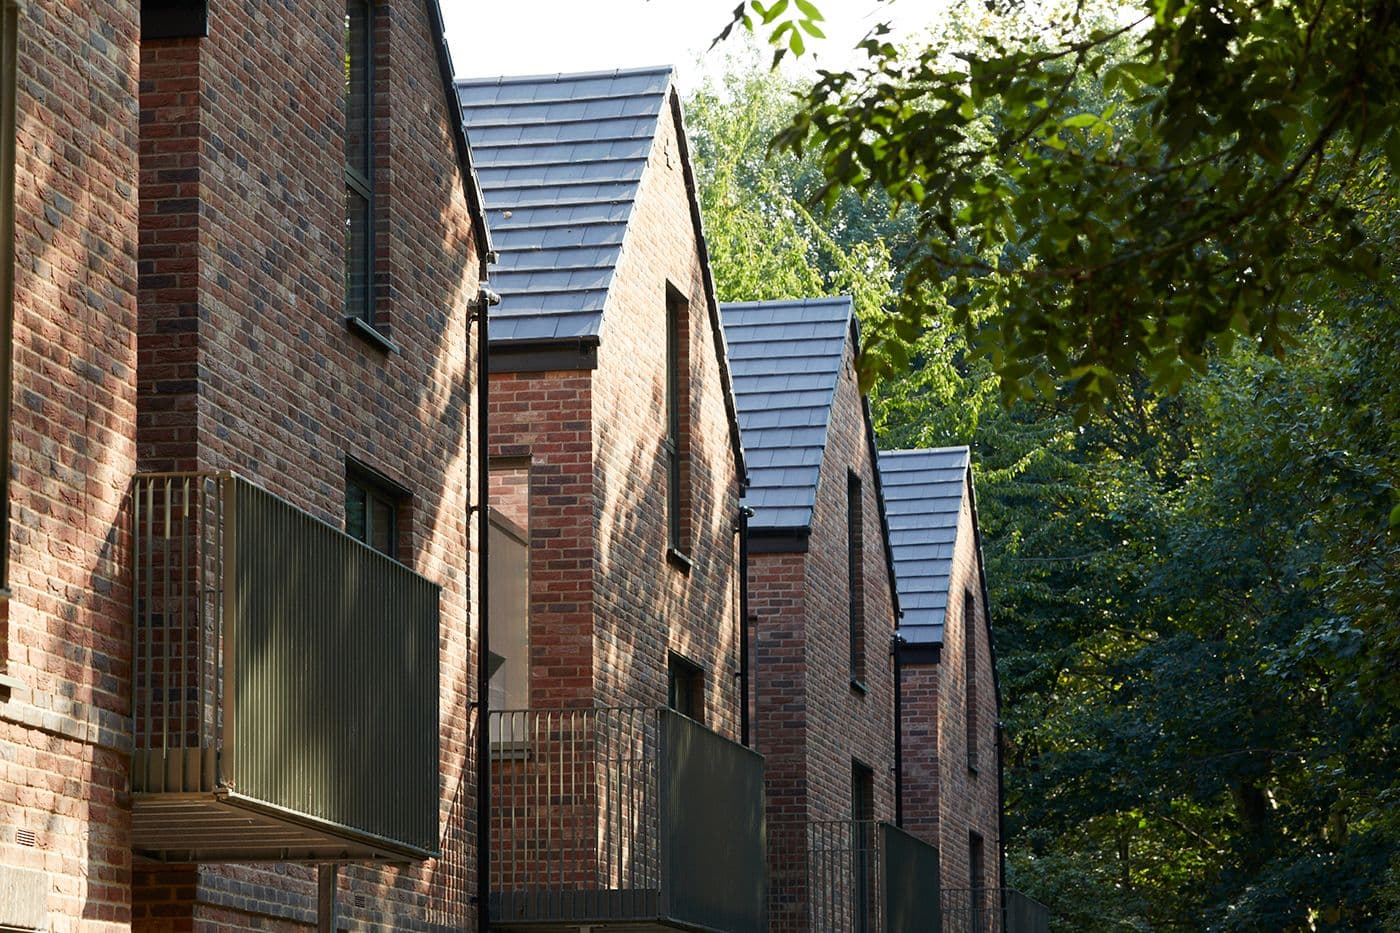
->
[132,791,428,863]
[491,890,707,932]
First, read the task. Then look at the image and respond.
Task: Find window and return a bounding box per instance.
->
[964,589,979,772]
[969,830,985,890]
[345,466,406,560]
[851,760,875,933]
[667,653,704,723]
[847,470,866,688]
[488,508,530,742]
[663,286,691,560]
[0,0,19,598]
[344,0,374,328]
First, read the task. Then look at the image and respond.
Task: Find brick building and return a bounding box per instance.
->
[721,297,934,931]
[457,67,766,931]
[879,446,1015,927]
[1,0,493,928]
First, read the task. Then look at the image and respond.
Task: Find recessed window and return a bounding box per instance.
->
[488,508,530,741]
[847,470,866,688]
[667,653,704,723]
[664,286,691,561]
[969,830,985,890]
[345,465,406,560]
[344,0,374,328]
[964,588,979,772]
[851,760,876,933]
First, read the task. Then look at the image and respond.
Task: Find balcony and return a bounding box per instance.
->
[489,707,767,932]
[769,820,943,933]
[130,472,441,862]
[941,887,1051,933]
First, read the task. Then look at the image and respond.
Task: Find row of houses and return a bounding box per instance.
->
[0,2,1045,930]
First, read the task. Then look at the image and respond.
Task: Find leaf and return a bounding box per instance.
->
[794,0,824,21]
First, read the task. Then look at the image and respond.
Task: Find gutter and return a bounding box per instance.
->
[474,285,501,932]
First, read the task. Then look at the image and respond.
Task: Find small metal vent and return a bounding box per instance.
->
[16,828,37,847]
[354,894,368,909]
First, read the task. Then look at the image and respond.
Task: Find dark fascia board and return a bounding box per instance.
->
[141,0,208,39]
[488,336,600,373]
[747,526,810,554]
[423,0,493,277]
[851,315,902,622]
[668,88,747,487]
[897,643,942,666]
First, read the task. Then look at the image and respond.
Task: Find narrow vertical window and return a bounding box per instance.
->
[851,760,875,933]
[965,588,979,771]
[847,470,866,687]
[344,0,373,326]
[0,0,18,597]
[664,286,691,559]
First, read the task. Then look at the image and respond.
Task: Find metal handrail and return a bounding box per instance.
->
[489,706,663,895]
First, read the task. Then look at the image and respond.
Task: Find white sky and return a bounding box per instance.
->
[441,0,944,90]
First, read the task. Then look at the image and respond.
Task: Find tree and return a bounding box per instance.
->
[720,0,1400,413]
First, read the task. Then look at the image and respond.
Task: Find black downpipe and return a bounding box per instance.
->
[475,285,499,932]
[892,633,905,828]
[738,504,753,747]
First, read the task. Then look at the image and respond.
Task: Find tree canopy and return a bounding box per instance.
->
[687,37,1400,928]
[720,0,1400,415]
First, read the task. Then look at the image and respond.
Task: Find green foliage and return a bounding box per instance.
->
[751,0,1400,414]
[693,26,1400,929]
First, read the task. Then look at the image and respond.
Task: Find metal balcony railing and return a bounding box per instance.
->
[489,707,766,931]
[130,472,441,862]
[941,887,1052,933]
[769,819,943,933]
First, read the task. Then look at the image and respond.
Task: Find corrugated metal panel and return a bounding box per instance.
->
[720,297,854,531]
[877,447,970,645]
[456,66,673,344]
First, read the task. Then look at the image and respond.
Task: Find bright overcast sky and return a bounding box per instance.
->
[441,0,944,90]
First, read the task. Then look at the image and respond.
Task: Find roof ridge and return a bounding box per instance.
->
[455,64,674,87]
[880,445,972,457]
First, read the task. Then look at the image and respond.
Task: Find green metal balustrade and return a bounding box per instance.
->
[130,472,440,862]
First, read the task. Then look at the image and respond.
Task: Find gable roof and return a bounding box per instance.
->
[721,297,853,531]
[878,446,973,645]
[456,66,671,343]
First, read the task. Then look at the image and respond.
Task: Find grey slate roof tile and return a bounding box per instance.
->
[719,297,854,530]
[877,446,972,645]
[456,66,673,342]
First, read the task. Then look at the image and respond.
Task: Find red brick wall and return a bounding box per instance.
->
[488,370,595,710]
[125,0,484,928]
[924,475,1002,892]
[899,661,941,844]
[750,335,899,928]
[0,0,140,928]
[590,91,743,734]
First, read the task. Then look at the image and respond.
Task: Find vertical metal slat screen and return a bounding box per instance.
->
[131,472,441,856]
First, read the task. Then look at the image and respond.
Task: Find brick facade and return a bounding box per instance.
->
[750,335,900,926]
[1,1,141,929]
[486,90,744,733]
[899,474,1003,892]
[2,0,487,928]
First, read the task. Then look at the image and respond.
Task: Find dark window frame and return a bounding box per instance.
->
[851,759,876,933]
[344,0,382,344]
[345,460,410,562]
[663,285,691,565]
[847,469,867,690]
[666,652,704,723]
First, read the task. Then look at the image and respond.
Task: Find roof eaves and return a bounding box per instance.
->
[424,0,492,270]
